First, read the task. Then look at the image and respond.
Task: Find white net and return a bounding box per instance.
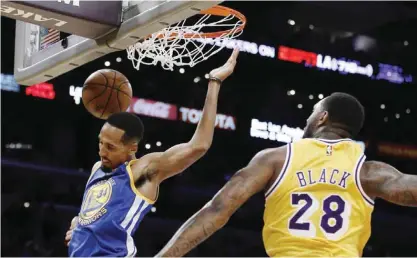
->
[126,8,245,71]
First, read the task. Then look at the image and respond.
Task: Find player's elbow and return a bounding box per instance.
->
[195,143,211,154]
[205,200,231,228]
[190,141,211,156]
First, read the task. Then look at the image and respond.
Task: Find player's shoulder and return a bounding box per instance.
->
[133,152,163,167]
[127,152,163,179]
[360,160,391,178]
[359,160,400,192]
[253,146,287,165]
[362,160,387,169]
[359,160,391,200]
[258,146,287,156]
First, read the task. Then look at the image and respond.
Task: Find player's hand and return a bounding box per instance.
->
[64,216,78,247]
[209,48,239,82]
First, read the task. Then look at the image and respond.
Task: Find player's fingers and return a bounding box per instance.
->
[228,48,240,64]
[225,49,239,71]
[65,230,72,240]
[230,48,239,60]
[223,48,239,67]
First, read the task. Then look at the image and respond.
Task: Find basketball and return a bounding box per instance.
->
[82,69,132,119]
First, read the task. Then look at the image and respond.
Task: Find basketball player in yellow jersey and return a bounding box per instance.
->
[156,92,417,257]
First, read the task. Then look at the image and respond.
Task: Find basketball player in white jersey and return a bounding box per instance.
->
[64,49,239,256]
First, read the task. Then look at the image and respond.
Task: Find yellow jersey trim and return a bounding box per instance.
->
[265,143,293,199]
[126,159,157,204]
[354,154,374,206]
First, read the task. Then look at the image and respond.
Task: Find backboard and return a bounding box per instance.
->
[3,0,222,86]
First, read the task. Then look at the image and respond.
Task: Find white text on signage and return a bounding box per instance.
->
[316,54,373,77]
[250,119,304,143]
[69,85,82,105]
[0,5,68,27]
[195,38,275,58]
[179,107,236,131]
[250,118,366,150]
[127,98,177,120]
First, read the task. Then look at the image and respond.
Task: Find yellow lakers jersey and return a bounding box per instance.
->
[263,138,374,257]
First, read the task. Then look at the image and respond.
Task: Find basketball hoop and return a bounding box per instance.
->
[126,5,246,71]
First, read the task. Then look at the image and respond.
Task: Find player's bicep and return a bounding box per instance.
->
[209,148,279,219]
[361,161,417,206]
[149,142,208,182]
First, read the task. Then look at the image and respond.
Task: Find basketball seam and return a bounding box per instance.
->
[83,82,131,97]
[117,89,122,112]
[100,71,117,118]
[84,72,110,106]
[116,80,129,113]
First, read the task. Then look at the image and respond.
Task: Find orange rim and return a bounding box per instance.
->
[155,5,246,39]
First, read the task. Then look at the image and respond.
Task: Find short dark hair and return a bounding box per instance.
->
[106,112,144,144]
[322,92,365,137]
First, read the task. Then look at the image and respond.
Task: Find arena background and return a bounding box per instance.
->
[1,1,417,257]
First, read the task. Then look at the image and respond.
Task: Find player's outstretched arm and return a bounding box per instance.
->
[135,49,239,183]
[155,147,284,257]
[361,161,417,207]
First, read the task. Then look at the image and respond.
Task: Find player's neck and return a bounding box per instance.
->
[313,128,349,140]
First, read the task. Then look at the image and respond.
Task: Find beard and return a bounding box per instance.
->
[302,123,315,138]
[101,164,113,172]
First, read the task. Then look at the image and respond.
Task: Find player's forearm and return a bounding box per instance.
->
[156,205,226,257]
[189,81,221,149]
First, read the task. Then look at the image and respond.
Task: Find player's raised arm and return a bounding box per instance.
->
[155,147,285,257]
[361,161,417,207]
[133,49,239,183]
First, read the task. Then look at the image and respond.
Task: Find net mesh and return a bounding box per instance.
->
[126,10,244,71]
